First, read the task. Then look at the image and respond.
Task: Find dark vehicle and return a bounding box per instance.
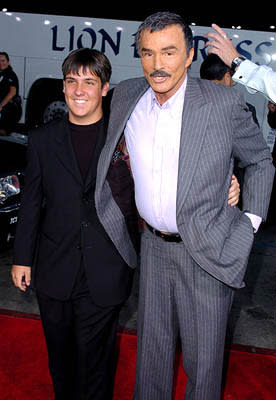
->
[0,134,27,249]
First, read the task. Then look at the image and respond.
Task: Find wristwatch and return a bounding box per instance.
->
[231,56,246,73]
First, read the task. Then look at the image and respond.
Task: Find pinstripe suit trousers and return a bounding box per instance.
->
[134,228,234,400]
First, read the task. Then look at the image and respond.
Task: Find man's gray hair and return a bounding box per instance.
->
[135,11,194,55]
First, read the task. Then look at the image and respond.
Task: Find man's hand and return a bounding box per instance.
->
[205,24,240,68]
[228,175,240,206]
[11,265,31,292]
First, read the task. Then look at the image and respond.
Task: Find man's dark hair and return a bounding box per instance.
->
[0,52,9,61]
[135,11,194,56]
[62,48,112,86]
[200,54,232,81]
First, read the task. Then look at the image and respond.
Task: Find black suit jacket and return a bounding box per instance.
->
[13,116,139,306]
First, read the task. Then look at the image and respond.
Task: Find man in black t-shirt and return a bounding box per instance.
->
[0,52,22,134]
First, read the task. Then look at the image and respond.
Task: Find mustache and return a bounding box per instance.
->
[150,70,171,78]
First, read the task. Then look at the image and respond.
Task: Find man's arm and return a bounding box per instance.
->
[232,60,276,104]
[229,175,261,231]
[205,24,276,104]
[12,132,43,283]
[231,91,275,221]
[0,86,16,111]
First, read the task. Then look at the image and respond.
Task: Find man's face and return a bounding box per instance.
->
[0,55,9,71]
[139,24,194,105]
[63,69,109,125]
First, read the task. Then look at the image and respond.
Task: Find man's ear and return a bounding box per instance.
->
[102,82,110,97]
[223,72,233,87]
[185,48,194,69]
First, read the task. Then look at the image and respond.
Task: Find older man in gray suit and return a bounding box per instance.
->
[96,12,274,400]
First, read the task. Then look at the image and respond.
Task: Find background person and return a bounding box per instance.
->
[200,53,259,126]
[265,101,276,224]
[200,53,260,209]
[205,24,276,104]
[0,51,22,135]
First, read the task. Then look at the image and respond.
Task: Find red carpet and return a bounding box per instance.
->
[1,310,276,400]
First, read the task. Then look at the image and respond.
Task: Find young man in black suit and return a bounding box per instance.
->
[11,48,139,400]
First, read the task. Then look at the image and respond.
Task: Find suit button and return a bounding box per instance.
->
[81,221,90,228]
[82,195,89,203]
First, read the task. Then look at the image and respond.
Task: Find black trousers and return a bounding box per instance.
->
[37,264,121,400]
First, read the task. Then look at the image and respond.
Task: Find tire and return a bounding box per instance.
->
[43,100,68,124]
[26,78,66,128]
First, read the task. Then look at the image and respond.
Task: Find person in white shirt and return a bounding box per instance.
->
[205,24,276,104]
[98,12,275,400]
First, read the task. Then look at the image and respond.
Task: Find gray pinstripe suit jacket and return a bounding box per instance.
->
[96,75,275,289]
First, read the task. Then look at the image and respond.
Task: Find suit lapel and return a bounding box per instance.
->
[54,116,108,191]
[176,77,212,214]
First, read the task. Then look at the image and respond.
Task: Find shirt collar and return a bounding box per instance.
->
[149,76,188,115]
